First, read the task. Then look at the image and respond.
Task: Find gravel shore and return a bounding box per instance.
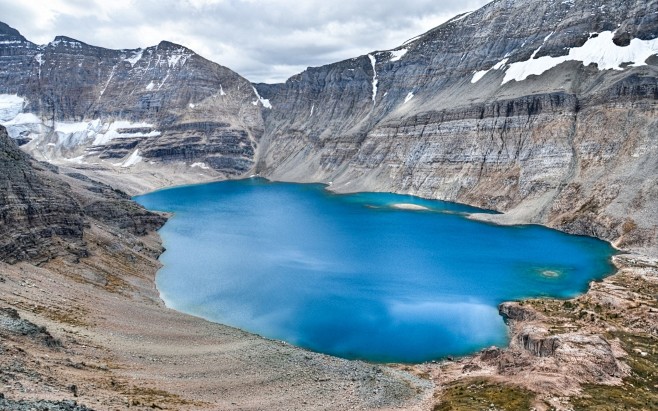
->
[0,223,433,410]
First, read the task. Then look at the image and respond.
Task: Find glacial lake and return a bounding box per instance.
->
[135,178,615,363]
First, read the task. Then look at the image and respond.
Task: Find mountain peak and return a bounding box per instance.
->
[49,35,89,48]
[0,21,27,42]
[157,40,191,52]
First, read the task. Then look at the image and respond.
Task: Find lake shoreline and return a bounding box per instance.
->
[0,223,435,410]
[2,173,656,410]
[137,179,615,363]
[5,219,654,410]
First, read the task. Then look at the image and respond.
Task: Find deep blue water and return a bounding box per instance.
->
[134,178,615,363]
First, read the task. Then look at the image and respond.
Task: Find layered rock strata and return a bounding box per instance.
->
[0,125,165,264]
[0,22,263,177]
[255,0,658,255]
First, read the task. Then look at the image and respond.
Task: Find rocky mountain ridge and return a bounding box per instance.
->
[0,0,657,257]
[0,21,264,178]
[254,0,658,256]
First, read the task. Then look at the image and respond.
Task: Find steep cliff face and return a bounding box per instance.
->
[0,125,84,263]
[0,24,264,176]
[0,125,165,264]
[254,0,658,255]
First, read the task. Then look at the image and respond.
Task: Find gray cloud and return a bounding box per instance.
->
[0,0,490,83]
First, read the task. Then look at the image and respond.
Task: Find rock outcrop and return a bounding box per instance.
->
[499,302,540,322]
[0,125,84,263]
[0,399,93,411]
[0,125,165,264]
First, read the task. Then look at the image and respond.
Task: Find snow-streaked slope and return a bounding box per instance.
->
[0,94,25,121]
[91,121,160,146]
[389,48,408,62]
[252,87,272,109]
[0,96,163,164]
[368,54,378,103]
[119,149,142,167]
[472,31,658,85]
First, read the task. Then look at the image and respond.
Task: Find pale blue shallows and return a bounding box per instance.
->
[135,178,615,363]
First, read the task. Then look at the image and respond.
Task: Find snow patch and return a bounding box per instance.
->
[0,94,25,121]
[190,162,210,170]
[125,49,144,67]
[502,31,658,84]
[471,58,509,83]
[119,149,142,168]
[189,103,195,108]
[1,108,161,152]
[471,70,490,84]
[0,97,160,152]
[100,66,116,97]
[145,81,155,91]
[92,121,160,146]
[122,149,142,167]
[368,54,378,103]
[157,71,171,90]
[530,32,555,60]
[3,113,41,126]
[0,95,43,142]
[252,87,272,109]
[167,51,191,68]
[389,48,408,62]
[260,99,272,109]
[168,55,183,67]
[219,85,227,96]
[404,92,414,103]
[54,120,99,134]
[34,53,44,77]
[54,120,103,149]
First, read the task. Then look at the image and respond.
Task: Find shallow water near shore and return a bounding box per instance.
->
[135,178,616,363]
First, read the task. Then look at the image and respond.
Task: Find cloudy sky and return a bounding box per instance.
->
[0,0,490,83]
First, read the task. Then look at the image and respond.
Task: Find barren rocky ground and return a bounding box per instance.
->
[1,160,655,410]
[0,225,433,411]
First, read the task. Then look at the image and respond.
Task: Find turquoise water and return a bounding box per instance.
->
[135,178,615,363]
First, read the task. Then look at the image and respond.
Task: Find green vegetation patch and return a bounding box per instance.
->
[434,378,537,411]
[572,331,658,411]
